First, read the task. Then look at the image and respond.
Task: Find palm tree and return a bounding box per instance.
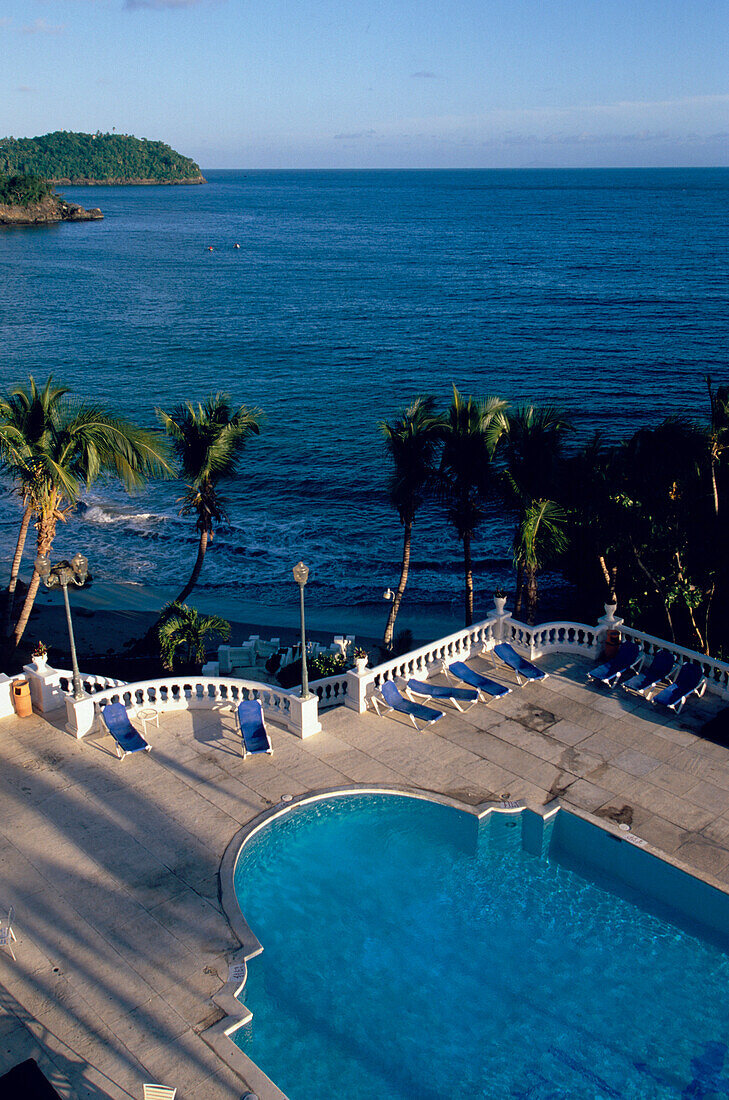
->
[0,377,71,636]
[380,396,442,650]
[9,381,171,649]
[497,404,571,618]
[157,602,230,671]
[706,375,729,516]
[438,388,509,626]
[157,394,262,604]
[512,500,568,623]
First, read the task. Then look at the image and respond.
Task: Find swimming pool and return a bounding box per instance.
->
[233,793,729,1098]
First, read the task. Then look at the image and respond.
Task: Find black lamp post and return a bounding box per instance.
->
[292,560,310,700]
[35,552,89,700]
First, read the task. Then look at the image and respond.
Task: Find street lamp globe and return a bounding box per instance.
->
[292,561,309,588]
[71,552,88,581]
[34,554,51,581]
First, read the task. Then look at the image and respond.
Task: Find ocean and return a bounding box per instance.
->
[1,168,728,642]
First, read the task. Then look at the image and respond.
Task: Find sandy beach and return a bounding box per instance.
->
[16,576,434,672]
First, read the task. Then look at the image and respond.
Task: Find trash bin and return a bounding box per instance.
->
[604,628,621,660]
[12,679,32,717]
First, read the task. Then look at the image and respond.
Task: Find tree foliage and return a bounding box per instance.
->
[157,393,262,603]
[0,174,54,206]
[158,602,230,671]
[0,132,203,183]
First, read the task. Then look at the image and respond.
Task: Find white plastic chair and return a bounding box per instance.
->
[0,906,17,960]
[143,1086,177,1100]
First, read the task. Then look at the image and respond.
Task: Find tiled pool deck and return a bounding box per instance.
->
[1,652,729,1097]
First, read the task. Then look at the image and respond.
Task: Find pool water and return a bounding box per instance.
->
[233,794,729,1098]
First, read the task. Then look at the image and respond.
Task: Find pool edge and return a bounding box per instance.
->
[204,784,729,1100]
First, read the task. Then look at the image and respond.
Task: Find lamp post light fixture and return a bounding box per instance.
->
[292,560,310,700]
[35,552,89,700]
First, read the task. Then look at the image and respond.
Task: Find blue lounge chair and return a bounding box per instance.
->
[587,640,642,689]
[371,680,443,730]
[101,703,151,760]
[491,643,547,685]
[652,663,706,714]
[236,700,273,758]
[622,648,675,698]
[406,678,479,712]
[445,661,511,701]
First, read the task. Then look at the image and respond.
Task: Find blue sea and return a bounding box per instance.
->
[1,169,728,639]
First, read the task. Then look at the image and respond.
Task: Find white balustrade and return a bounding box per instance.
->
[344,616,501,714]
[501,617,601,660]
[55,670,127,695]
[619,625,729,700]
[91,675,321,739]
[344,600,729,711]
[310,674,349,710]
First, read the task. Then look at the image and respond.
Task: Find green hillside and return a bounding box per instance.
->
[0,131,204,184]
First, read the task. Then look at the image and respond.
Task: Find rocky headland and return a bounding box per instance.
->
[0,194,103,226]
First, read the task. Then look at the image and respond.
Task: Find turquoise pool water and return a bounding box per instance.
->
[233,794,729,1098]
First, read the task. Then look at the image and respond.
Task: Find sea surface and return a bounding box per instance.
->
[1,168,728,640]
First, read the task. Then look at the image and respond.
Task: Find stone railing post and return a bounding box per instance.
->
[491,602,511,643]
[595,602,624,652]
[23,663,66,714]
[344,667,370,714]
[287,692,322,739]
[0,674,18,717]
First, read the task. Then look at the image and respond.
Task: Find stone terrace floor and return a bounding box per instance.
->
[1,652,729,1098]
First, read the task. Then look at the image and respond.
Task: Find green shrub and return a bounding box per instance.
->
[0,174,53,206]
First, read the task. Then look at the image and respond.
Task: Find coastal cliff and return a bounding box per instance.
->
[0,132,204,186]
[0,194,103,226]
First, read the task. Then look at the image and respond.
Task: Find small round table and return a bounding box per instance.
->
[136,707,160,736]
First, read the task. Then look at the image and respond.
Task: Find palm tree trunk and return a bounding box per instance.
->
[463,530,473,627]
[514,559,524,617]
[711,456,720,516]
[176,527,209,604]
[12,567,41,650]
[12,503,59,651]
[383,521,412,650]
[525,565,538,624]
[4,504,32,637]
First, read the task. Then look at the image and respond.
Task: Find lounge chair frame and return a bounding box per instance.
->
[236,700,273,759]
[622,648,676,699]
[652,664,707,714]
[444,660,511,702]
[405,678,479,713]
[100,703,151,760]
[488,643,547,685]
[587,641,643,689]
[370,683,443,731]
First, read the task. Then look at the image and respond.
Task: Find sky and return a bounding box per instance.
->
[2,0,728,169]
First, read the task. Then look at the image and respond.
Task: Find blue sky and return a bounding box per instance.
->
[3,0,728,168]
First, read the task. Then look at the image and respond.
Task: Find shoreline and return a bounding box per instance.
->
[19,577,470,671]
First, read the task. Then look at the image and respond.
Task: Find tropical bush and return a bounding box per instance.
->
[158,602,230,671]
[0,174,53,206]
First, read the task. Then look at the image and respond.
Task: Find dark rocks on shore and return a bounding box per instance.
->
[0,195,104,226]
[48,175,205,186]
